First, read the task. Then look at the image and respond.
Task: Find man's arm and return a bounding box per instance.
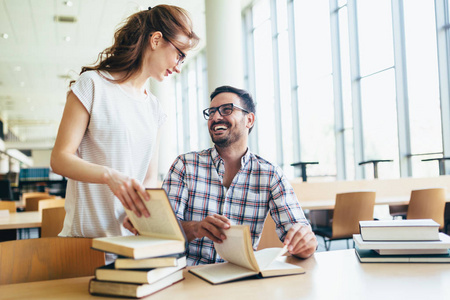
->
[269,167,318,258]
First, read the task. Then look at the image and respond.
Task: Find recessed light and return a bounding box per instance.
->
[64,1,73,7]
[1,33,8,39]
[64,36,71,42]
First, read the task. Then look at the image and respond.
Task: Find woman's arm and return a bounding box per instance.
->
[51,91,150,217]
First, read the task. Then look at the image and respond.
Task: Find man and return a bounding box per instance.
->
[125,86,317,265]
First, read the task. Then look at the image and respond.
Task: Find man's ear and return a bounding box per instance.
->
[246,112,255,130]
[149,31,163,50]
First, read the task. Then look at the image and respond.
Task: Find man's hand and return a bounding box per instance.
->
[284,223,318,259]
[183,214,231,243]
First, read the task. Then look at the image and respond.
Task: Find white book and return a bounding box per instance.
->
[189,225,305,284]
[359,219,440,241]
[353,232,450,250]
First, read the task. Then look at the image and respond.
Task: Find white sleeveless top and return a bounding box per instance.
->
[59,70,166,238]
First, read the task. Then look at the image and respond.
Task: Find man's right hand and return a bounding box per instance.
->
[185,214,231,243]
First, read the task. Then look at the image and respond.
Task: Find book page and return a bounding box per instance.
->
[126,189,184,241]
[214,225,259,271]
[190,263,258,284]
[255,245,288,270]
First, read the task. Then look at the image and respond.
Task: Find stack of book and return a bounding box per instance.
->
[89,189,187,298]
[353,219,450,263]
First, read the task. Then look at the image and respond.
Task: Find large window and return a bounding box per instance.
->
[403,0,443,177]
[173,0,450,181]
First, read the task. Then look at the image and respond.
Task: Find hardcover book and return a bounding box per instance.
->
[355,248,450,263]
[89,270,184,298]
[353,233,450,250]
[92,189,186,259]
[359,219,440,241]
[189,225,305,284]
[115,253,184,269]
[95,256,187,284]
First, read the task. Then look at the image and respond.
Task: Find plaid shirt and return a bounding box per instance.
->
[162,147,309,266]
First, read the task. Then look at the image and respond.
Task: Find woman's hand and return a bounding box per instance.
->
[103,168,150,217]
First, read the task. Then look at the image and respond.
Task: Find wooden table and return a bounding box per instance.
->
[299,195,413,210]
[0,211,41,230]
[1,249,449,299]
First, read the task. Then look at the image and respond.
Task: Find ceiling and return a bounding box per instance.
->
[0,0,206,151]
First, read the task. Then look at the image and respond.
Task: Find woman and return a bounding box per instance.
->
[50,5,199,240]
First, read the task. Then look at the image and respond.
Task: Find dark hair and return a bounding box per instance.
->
[72,5,199,85]
[210,85,256,133]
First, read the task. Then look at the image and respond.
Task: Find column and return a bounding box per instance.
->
[204,0,244,93]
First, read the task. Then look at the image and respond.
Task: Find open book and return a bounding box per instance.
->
[189,225,305,284]
[92,189,186,259]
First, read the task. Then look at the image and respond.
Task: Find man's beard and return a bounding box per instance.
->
[210,127,243,148]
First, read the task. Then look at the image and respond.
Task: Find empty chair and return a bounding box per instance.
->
[407,188,446,230]
[25,195,57,211]
[0,237,105,284]
[257,214,284,250]
[41,207,66,237]
[38,198,65,213]
[313,191,376,251]
[0,201,16,213]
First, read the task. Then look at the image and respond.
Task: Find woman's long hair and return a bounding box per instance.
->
[72,5,199,85]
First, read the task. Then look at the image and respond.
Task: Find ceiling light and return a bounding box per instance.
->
[1,33,8,39]
[54,15,77,23]
[64,36,71,42]
[64,1,73,7]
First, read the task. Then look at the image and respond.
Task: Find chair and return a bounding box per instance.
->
[25,195,57,211]
[0,201,16,213]
[41,207,66,237]
[257,214,284,250]
[407,188,446,230]
[313,191,376,251]
[38,198,65,213]
[0,237,105,285]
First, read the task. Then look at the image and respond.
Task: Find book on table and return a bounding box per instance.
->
[353,233,450,252]
[96,256,186,284]
[92,189,186,259]
[189,225,305,285]
[89,270,184,298]
[355,248,450,263]
[114,253,184,269]
[359,219,440,241]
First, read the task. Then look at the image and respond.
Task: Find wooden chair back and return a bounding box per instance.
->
[41,207,66,237]
[332,191,376,239]
[22,192,49,201]
[25,195,57,211]
[0,201,16,213]
[38,198,65,212]
[0,237,105,285]
[407,188,446,229]
[257,214,284,250]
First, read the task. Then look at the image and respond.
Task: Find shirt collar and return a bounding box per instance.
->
[211,146,252,170]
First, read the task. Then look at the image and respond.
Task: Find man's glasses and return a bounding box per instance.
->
[203,103,249,120]
[165,38,186,65]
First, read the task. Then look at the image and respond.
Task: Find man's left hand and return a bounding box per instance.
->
[284,224,318,259]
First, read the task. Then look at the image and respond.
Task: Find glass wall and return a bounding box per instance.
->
[174,0,450,181]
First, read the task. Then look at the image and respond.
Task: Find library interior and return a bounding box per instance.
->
[1,0,450,298]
